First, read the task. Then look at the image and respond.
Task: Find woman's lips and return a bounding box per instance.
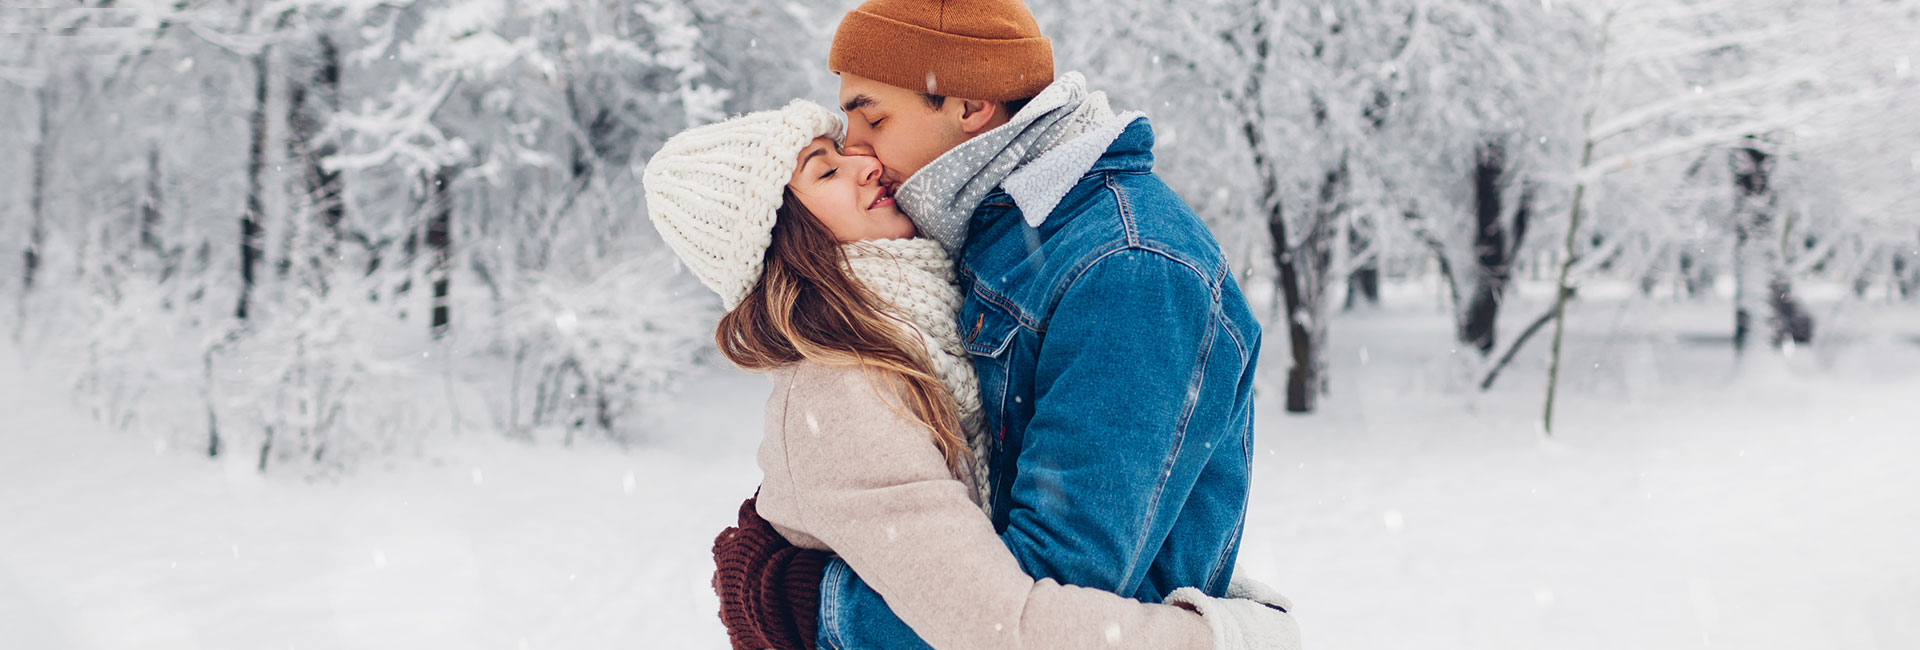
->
[868,183,896,209]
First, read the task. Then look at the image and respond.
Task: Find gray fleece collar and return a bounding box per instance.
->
[894,72,1120,256]
[1002,111,1146,228]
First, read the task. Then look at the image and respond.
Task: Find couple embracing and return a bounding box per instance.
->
[642,1,1300,648]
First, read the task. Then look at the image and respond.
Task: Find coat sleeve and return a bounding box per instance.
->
[772,362,1211,650]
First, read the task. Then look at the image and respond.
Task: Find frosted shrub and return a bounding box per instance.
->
[506,250,712,445]
[206,273,444,473]
[43,244,712,472]
[67,267,210,447]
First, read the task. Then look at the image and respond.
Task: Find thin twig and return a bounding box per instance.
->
[1479,299,1566,391]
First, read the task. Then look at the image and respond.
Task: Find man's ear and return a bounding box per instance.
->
[956,98,998,135]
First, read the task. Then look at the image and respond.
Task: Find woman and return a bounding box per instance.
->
[643,100,1296,650]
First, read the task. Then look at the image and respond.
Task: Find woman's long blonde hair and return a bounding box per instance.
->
[716,189,970,479]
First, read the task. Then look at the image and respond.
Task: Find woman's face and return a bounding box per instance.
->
[786,137,915,242]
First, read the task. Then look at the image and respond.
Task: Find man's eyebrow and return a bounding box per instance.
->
[841,95,876,113]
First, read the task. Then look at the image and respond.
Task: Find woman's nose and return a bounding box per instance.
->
[857,158,884,185]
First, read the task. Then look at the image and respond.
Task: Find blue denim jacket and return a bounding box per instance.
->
[817,118,1261,650]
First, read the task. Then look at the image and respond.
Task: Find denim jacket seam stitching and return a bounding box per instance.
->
[1060,241,1211,293]
[818,560,846,649]
[1029,234,1131,320]
[1203,410,1254,594]
[1209,262,1228,303]
[1121,415,1187,588]
[1042,241,1208,327]
[1205,509,1249,592]
[1174,306,1219,439]
[1216,306,1248,364]
[1206,266,1247,360]
[1241,401,1255,470]
[969,282,1042,332]
[986,357,1012,511]
[1104,171,1225,285]
[1105,174,1141,247]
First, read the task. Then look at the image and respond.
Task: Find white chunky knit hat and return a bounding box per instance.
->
[642,100,843,309]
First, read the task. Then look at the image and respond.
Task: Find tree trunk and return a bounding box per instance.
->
[1344,211,1379,309]
[1678,249,1699,298]
[1269,203,1315,413]
[1237,0,1319,413]
[138,142,181,284]
[203,345,222,458]
[1300,157,1342,380]
[140,144,163,257]
[1460,141,1508,354]
[274,203,296,281]
[1460,140,1533,356]
[1730,142,1812,351]
[286,33,343,293]
[428,167,453,338]
[1895,248,1913,299]
[1345,264,1379,309]
[393,227,419,302]
[236,48,270,321]
[18,84,53,335]
[1271,157,1341,413]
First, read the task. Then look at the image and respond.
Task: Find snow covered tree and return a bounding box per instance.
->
[1046,0,1585,410]
[1529,0,1919,431]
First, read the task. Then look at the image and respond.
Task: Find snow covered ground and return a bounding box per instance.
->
[3,287,1918,649]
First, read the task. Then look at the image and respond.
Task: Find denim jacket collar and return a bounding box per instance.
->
[981,116,1159,221]
[1003,112,1147,227]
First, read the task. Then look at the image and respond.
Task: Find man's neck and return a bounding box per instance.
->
[959,107,1015,144]
[983,109,1014,133]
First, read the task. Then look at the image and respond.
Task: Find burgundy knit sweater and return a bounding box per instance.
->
[711,495,830,650]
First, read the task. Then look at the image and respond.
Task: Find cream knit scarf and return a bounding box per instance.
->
[840,238,992,514]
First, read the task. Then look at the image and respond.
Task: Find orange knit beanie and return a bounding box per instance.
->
[829,0,1054,102]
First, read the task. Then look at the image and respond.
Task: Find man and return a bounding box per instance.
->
[813,0,1281,647]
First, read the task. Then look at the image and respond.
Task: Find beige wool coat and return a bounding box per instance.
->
[753,361,1213,650]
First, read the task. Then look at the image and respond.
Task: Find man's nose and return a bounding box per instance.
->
[843,142,876,158]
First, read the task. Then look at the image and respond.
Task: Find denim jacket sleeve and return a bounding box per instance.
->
[820,248,1228,649]
[998,247,1224,595]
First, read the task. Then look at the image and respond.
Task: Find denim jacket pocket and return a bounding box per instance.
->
[958,294,1019,358]
[958,297,1019,423]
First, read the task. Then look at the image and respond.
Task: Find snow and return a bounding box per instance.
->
[3,289,1918,649]
[0,349,764,649]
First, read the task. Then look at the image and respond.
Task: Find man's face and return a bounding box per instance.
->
[836,72,968,186]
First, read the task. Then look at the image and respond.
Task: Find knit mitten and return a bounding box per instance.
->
[712,496,830,650]
[1165,576,1301,650]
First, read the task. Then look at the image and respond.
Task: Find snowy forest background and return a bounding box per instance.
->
[2,0,1919,648]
